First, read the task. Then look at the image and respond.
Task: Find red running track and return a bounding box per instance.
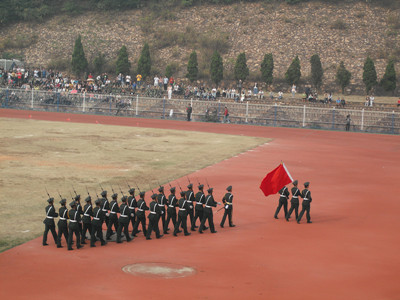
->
[1,109,400,300]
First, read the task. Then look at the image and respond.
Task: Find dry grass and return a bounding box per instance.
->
[0,118,269,252]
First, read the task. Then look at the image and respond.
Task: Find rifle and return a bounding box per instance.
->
[118,185,125,197]
[196,177,202,186]
[99,183,104,192]
[57,190,63,200]
[177,181,183,192]
[69,191,75,200]
[186,176,192,185]
[110,184,116,195]
[205,178,210,189]
[45,187,51,199]
[85,186,91,197]
[135,182,141,193]
[72,185,78,197]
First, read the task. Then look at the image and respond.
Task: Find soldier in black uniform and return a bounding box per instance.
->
[192,184,206,231]
[157,186,168,234]
[56,199,68,248]
[286,180,301,221]
[116,196,132,243]
[185,183,196,229]
[81,196,93,244]
[91,199,107,247]
[173,191,191,236]
[199,188,218,234]
[274,185,290,219]
[100,190,110,228]
[127,188,138,235]
[74,194,83,235]
[106,193,119,240]
[297,182,312,224]
[146,194,163,240]
[165,187,179,232]
[220,185,236,228]
[43,197,58,246]
[67,201,82,250]
[133,191,149,237]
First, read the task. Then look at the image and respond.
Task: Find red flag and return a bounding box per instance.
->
[259,163,293,197]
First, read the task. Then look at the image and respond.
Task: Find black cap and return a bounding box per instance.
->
[129,188,135,194]
[151,193,157,199]
[198,184,204,190]
[170,187,176,192]
[293,180,298,186]
[85,196,91,202]
[111,193,118,199]
[139,191,145,197]
[74,195,81,201]
[69,201,77,208]
[100,190,107,197]
[226,185,232,191]
[180,191,186,197]
[95,199,101,205]
[59,199,66,205]
[187,183,193,189]
[158,186,164,192]
[121,196,127,202]
[207,188,213,193]
[304,182,310,187]
[47,197,54,203]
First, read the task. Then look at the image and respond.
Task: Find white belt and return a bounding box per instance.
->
[102,209,108,212]
[110,211,117,214]
[120,215,128,217]
[205,205,211,208]
[196,203,202,205]
[59,217,66,220]
[226,202,232,205]
[84,214,90,216]
[292,196,298,198]
[137,209,144,212]
[93,217,100,220]
[168,205,174,208]
[179,208,186,211]
[150,211,156,214]
[187,201,192,203]
[70,220,77,222]
[304,198,310,200]
[280,195,286,197]
[46,216,54,219]
[129,207,135,209]
[158,203,164,206]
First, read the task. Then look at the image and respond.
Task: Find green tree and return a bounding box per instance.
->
[363,56,377,93]
[260,53,274,86]
[285,56,301,85]
[137,43,151,79]
[165,64,173,78]
[336,61,352,94]
[234,52,249,82]
[116,45,130,75]
[380,60,396,94]
[186,51,198,83]
[310,54,323,90]
[93,52,106,75]
[71,35,88,77]
[210,50,223,86]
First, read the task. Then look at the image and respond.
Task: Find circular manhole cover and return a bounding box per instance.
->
[122,262,196,278]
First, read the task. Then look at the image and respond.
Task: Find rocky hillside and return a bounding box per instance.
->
[1,1,399,93]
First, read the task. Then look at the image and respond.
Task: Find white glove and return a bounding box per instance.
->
[106,213,110,217]
[131,213,134,217]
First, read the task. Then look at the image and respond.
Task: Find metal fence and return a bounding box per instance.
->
[1,88,399,134]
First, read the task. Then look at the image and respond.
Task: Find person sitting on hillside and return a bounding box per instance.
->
[397,98,400,107]
[341,97,346,107]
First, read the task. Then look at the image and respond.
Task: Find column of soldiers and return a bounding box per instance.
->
[43,182,236,250]
[273,180,313,224]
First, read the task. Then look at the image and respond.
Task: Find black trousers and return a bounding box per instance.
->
[187,207,194,228]
[287,202,299,220]
[91,224,105,246]
[130,211,136,232]
[174,213,189,235]
[57,223,68,246]
[159,207,166,232]
[200,211,215,233]
[82,222,92,241]
[165,208,177,232]
[133,214,147,236]
[191,208,203,230]
[146,216,161,238]
[274,198,288,218]
[67,226,81,249]
[221,207,233,226]
[117,220,131,242]
[298,204,311,222]
[106,214,118,239]
[43,224,57,245]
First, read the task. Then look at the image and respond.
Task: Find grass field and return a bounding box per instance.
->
[0,118,269,252]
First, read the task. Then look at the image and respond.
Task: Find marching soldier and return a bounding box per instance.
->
[157,186,168,234]
[133,191,149,237]
[192,184,206,231]
[127,188,138,235]
[146,194,163,240]
[56,198,68,248]
[43,197,58,246]
[91,199,107,247]
[67,201,82,250]
[116,196,132,243]
[106,193,119,240]
[297,182,312,224]
[185,184,196,229]
[286,180,300,221]
[220,185,236,228]
[165,187,179,233]
[74,194,83,235]
[100,190,110,228]
[274,185,289,219]
[81,196,93,244]
[199,188,218,234]
[173,191,191,236]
